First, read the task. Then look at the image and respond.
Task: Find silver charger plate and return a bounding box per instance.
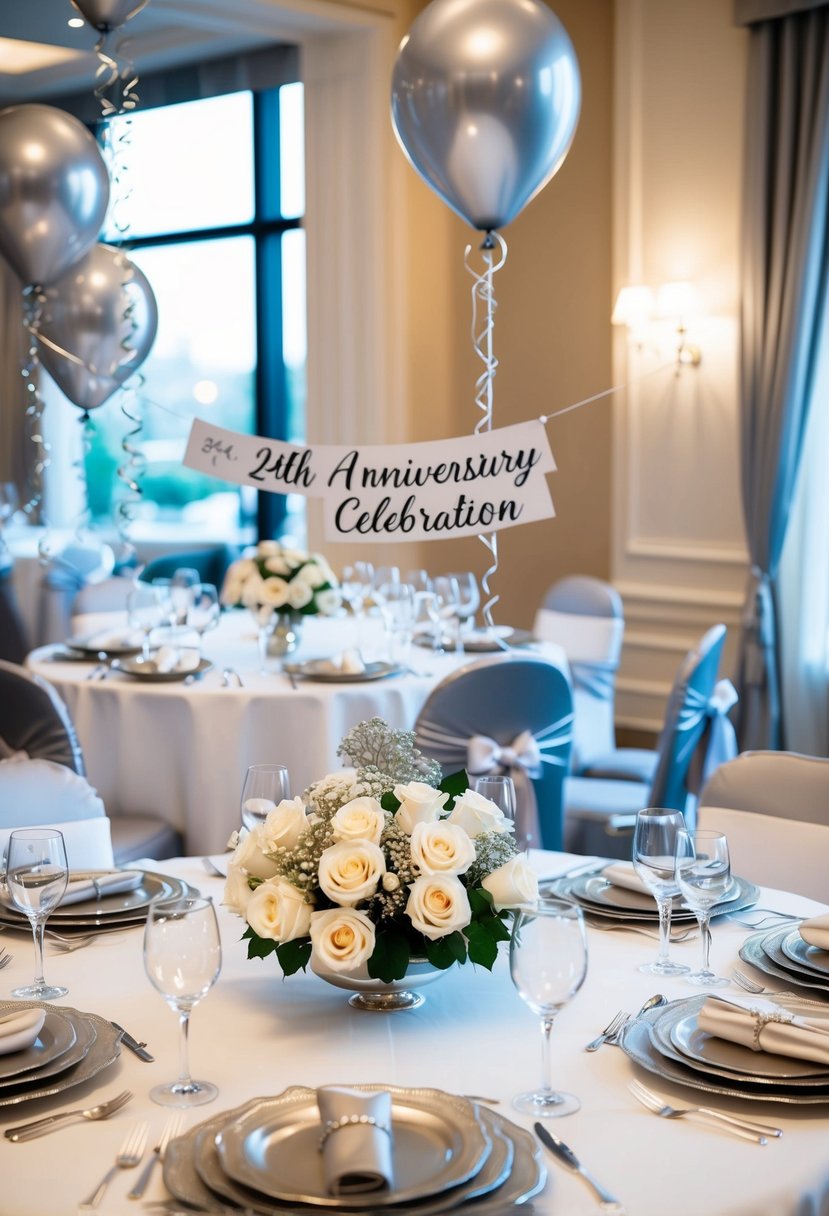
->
[0,871,188,930]
[0,1009,77,1082]
[781,931,829,977]
[64,633,143,657]
[741,928,829,996]
[619,1004,829,1104]
[284,660,401,683]
[0,1007,93,1092]
[216,1086,490,1208]
[0,1002,120,1107]
[114,655,213,682]
[566,874,756,924]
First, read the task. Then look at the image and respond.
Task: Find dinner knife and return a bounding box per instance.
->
[111,1022,155,1062]
[534,1123,625,1212]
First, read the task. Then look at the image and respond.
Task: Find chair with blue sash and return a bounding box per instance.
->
[413,652,574,850]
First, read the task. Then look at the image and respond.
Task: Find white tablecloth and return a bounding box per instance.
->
[1,852,828,1216]
[27,614,567,854]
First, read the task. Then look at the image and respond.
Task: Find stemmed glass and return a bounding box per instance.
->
[675,829,731,987]
[445,571,480,642]
[128,583,168,660]
[241,764,291,832]
[376,581,416,666]
[509,896,588,1117]
[186,583,220,655]
[341,562,375,649]
[632,807,690,977]
[5,828,69,1000]
[250,604,278,674]
[433,575,461,653]
[472,775,520,844]
[170,567,201,626]
[144,895,222,1107]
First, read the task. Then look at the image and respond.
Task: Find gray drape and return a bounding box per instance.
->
[734,6,829,750]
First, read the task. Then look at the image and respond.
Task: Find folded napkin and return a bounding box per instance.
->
[698,994,829,1064]
[317,1086,393,1196]
[320,650,365,675]
[60,870,143,907]
[602,862,651,895]
[84,629,142,651]
[800,914,829,951]
[154,646,200,674]
[0,1009,46,1056]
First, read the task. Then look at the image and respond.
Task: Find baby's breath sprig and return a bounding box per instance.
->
[337,718,443,789]
[466,831,518,888]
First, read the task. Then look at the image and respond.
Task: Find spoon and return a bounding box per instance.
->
[607,993,667,1047]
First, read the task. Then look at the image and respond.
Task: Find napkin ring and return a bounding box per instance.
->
[319,1115,392,1151]
[748,1004,795,1051]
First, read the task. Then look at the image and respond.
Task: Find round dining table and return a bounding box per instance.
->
[1,849,828,1216]
[27,614,568,854]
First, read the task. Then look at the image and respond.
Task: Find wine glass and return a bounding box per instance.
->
[249,604,278,674]
[128,583,168,660]
[376,581,415,665]
[341,562,374,649]
[472,775,520,843]
[170,567,201,625]
[445,571,480,640]
[5,828,69,1000]
[509,896,587,1117]
[241,764,291,831]
[404,569,432,594]
[144,895,222,1107]
[632,807,690,977]
[186,583,220,655]
[433,575,461,652]
[675,829,731,987]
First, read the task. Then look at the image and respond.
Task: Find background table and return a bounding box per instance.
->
[0,851,827,1215]
[27,614,568,853]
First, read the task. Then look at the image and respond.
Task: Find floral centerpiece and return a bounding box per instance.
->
[220,540,340,616]
[223,718,538,983]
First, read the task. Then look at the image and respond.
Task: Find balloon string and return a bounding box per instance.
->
[93,32,140,120]
[70,413,96,543]
[20,290,51,522]
[464,231,508,646]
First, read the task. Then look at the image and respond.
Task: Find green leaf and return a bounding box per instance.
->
[439,770,469,806]
[246,933,278,961]
[275,937,313,976]
[464,922,499,969]
[468,886,495,917]
[425,931,467,969]
[380,791,401,813]
[368,929,411,982]
[481,914,511,943]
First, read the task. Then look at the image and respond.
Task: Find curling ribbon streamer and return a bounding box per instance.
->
[20,289,51,523]
[464,230,508,645]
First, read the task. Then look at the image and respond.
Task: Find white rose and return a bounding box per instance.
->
[410,820,476,876]
[230,825,280,880]
[331,797,386,845]
[262,797,308,851]
[294,562,326,590]
[481,855,538,911]
[446,789,513,837]
[245,877,313,942]
[241,574,267,609]
[406,874,471,940]
[310,907,376,971]
[393,782,449,834]
[264,554,291,575]
[259,577,291,608]
[221,558,257,604]
[256,540,282,557]
[281,547,308,566]
[315,588,341,616]
[222,865,254,916]
[287,580,313,610]
[312,555,337,584]
[318,839,386,906]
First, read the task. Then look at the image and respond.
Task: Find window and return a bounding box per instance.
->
[83,84,306,542]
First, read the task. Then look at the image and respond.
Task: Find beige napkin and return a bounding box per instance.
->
[698,994,829,1064]
[602,862,651,895]
[800,914,829,951]
[317,1087,393,1195]
[60,870,143,907]
[84,629,142,650]
[154,646,200,674]
[0,1009,46,1055]
[320,650,365,675]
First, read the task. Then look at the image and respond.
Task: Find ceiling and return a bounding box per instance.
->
[0,0,322,105]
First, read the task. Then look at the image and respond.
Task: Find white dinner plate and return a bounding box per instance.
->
[781,930,829,977]
[114,656,213,682]
[667,998,829,1079]
[64,633,143,657]
[284,659,401,683]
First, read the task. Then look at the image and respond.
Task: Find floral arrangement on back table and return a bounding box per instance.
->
[223,718,538,982]
[220,540,340,615]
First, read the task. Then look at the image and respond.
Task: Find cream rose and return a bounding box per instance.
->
[262,797,308,851]
[318,839,386,906]
[393,782,449,834]
[481,854,538,911]
[410,820,476,876]
[309,907,376,972]
[315,588,341,615]
[446,789,513,837]
[287,580,314,610]
[245,877,313,942]
[331,797,386,845]
[222,866,254,916]
[406,875,471,940]
[259,577,291,608]
[230,825,280,880]
[264,554,291,575]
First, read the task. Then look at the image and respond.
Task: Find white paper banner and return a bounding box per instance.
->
[183,417,555,543]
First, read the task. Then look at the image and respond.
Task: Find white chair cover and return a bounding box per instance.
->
[698,806,829,903]
[0,757,114,868]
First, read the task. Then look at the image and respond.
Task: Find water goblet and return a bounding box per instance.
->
[144,895,222,1107]
[404,569,432,593]
[509,896,588,1117]
[241,763,291,832]
[675,829,731,987]
[187,583,220,655]
[250,604,278,674]
[632,807,690,977]
[170,567,201,625]
[445,571,480,641]
[127,583,168,660]
[5,828,69,1000]
[472,775,521,844]
[376,581,415,665]
[433,575,461,652]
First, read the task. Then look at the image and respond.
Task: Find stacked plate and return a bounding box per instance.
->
[555,872,760,925]
[284,660,401,683]
[163,1085,547,1215]
[63,632,143,658]
[0,870,194,938]
[739,924,829,997]
[619,993,829,1105]
[0,1000,121,1108]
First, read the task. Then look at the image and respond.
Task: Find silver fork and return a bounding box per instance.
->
[730,911,801,929]
[731,969,828,1005]
[0,947,12,969]
[628,1080,781,1142]
[79,1120,148,1208]
[732,967,766,993]
[5,1089,133,1141]
[584,1010,628,1051]
[127,1114,183,1200]
[46,930,98,953]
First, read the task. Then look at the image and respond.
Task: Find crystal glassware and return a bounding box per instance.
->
[144,895,222,1107]
[5,828,69,1000]
[445,571,480,640]
[509,896,588,1117]
[240,763,291,832]
[127,583,168,660]
[249,604,278,674]
[675,829,731,987]
[376,581,416,665]
[186,583,220,654]
[472,775,521,845]
[170,567,201,625]
[632,807,690,977]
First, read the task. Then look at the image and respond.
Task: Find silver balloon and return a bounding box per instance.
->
[37,244,158,413]
[391,0,581,231]
[70,0,148,31]
[0,105,110,288]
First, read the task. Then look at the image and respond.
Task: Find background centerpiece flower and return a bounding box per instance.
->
[220,540,340,616]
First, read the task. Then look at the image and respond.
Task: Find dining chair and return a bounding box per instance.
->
[138,545,239,589]
[533,575,624,773]
[0,557,28,663]
[36,541,116,647]
[71,574,135,636]
[563,623,737,858]
[0,757,115,869]
[413,652,574,850]
[699,750,829,902]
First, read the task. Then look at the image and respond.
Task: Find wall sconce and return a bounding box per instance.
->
[612,280,702,370]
